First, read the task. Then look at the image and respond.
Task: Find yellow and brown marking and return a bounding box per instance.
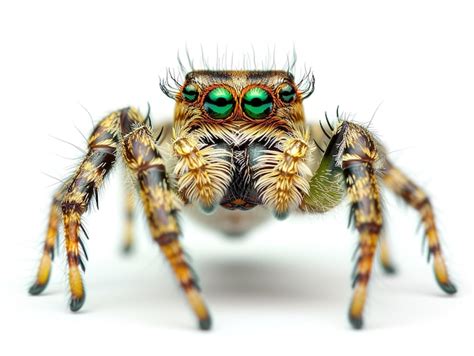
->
[253,125,313,218]
[30,67,456,331]
[60,111,120,310]
[172,123,232,211]
[120,108,211,329]
[338,121,383,329]
[382,160,456,294]
[29,187,67,295]
[171,70,309,212]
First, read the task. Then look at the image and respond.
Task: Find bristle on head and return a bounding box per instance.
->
[159,46,315,101]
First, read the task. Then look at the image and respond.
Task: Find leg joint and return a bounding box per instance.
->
[155,232,178,246]
[356,222,382,234]
[61,200,85,216]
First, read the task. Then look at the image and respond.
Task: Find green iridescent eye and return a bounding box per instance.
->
[182,84,198,102]
[242,87,273,119]
[278,84,296,103]
[203,87,235,119]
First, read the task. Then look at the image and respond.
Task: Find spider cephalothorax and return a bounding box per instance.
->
[170,70,313,217]
[29,63,456,331]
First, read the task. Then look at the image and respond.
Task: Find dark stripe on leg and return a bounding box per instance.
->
[382,160,456,294]
[60,112,119,311]
[339,122,383,329]
[29,189,65,295]
[120,107,211,330]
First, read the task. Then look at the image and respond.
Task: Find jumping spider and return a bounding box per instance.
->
[29,65,457,330]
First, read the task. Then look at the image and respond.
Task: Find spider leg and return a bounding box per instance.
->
[337,122,383,329]
[122,171,135,254]
[120,121,171,253]
[29,185,68,295]
[61,112,119,311]
[120,108,211,330]
[29,112,119,308]
[381,159,457,294]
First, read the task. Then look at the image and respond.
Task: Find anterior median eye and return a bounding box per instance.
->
[204,87,235,119]
[182,84,199,102]
[242,87,273,119]
[278,84,297,103]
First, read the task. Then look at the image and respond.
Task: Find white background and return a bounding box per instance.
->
[0,0,473,355]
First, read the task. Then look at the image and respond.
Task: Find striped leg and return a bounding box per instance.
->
[29,186,67,295]
[338,122,383,329]
[122,173,135,254]
[382,160,457,294]
[60,112,119,311]
[120,108,211,330]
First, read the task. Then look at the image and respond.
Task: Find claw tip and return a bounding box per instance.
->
[438,280,457,295]
[273,210,289,221]
[69,295,86,312]
[382,264,397,275]
[121,244,133,255]
[199,316,212,331]
[199,203,217,215]
[349,315,364,330]
[28,283,47,296]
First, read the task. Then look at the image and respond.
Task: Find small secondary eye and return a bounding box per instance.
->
[278,84,296,103]
[203,87,235,119]
[242,87,273,119]
[182,84,199,102]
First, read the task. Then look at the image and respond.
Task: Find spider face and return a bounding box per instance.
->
[172,71,308,211]
[175,70,304,135]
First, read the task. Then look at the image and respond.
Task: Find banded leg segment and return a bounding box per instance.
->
[61,112,120,311]
[120,108,211,330]
[338,122,383,329]
[29,186,67,295]
[382,160,456,294]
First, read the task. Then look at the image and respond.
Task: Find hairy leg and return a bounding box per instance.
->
[381,159,456,294]
[29,185,68,295]
[29,112,119,307]
[120,108,211,330]
[338,122,383,329]
[60,112,119,310]
[62,112,119,310]
[305,119,396,275]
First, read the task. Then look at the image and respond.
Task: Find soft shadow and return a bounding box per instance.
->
[196,255,349,304]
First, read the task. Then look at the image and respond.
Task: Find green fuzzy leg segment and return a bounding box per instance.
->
[303,133,345,212]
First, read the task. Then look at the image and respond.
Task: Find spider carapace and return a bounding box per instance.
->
[29,68,457,330]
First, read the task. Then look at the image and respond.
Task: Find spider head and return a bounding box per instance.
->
[166,70,314,145]
[164,70,315,211]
